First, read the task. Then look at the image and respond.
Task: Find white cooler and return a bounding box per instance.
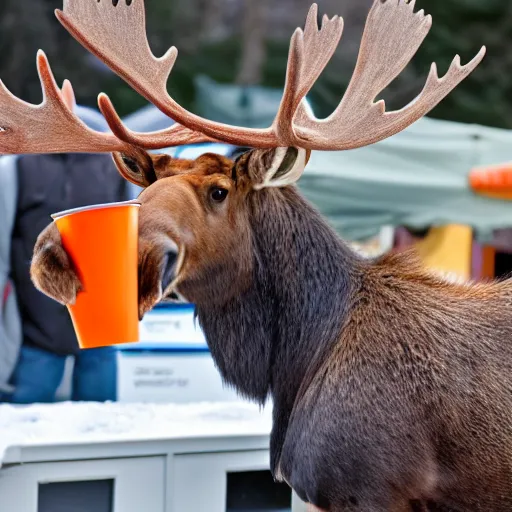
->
[116,303,242,403]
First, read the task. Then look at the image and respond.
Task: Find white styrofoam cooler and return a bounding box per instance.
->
[116,303,243,403]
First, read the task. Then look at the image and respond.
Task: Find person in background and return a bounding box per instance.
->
[0,84,131,404]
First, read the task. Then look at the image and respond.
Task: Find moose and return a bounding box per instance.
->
[2,0,510,510]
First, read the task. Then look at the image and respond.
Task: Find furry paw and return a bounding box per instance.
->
[30,223,82,305]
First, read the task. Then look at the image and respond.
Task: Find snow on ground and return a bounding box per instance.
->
[0,401,272,465]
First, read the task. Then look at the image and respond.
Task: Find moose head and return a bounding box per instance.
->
[115,145,313,316]
[4,1,508,511]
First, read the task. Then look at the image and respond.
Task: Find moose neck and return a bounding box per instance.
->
[195,187,362,471]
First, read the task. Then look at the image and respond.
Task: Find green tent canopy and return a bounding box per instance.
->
[301,116,512,242]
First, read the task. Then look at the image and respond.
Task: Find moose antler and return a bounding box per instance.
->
[292,0,486,149]
[0,0,485,155]
[56,0,344,148]
[56,0,273,147]
[55,0,485,152]
[0,51,133,154]
[272,5,344,145]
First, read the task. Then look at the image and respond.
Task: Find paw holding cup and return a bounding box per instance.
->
[31,200,141,350]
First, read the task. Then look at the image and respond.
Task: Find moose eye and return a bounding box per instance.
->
[210,187,228,203]
[122,156,140,175]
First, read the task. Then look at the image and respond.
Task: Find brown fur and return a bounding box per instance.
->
[31,220,82,305]
[31,148,512,511]
[284,251,512,510]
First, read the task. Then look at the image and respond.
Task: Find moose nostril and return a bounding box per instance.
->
[161,251,178,292]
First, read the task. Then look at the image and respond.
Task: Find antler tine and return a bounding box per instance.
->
[98,94,219,149]
[57,0,177,104]
[273,4,344,145]
[56,0,278,149]
[0,51,129,155]
[60,79,76,110]
[292,0,486,150]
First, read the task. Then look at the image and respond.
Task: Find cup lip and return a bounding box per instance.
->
[51,199,141,220]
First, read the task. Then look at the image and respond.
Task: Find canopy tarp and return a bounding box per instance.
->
[194,75,287,128]
[301,116,512,241]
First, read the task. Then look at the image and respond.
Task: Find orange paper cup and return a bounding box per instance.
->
[52,201,140,349]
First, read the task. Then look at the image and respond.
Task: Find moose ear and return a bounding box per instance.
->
[254,147,308,190]
[112,148,157,188]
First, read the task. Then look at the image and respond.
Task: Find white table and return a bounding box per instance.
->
[0,402,307,512]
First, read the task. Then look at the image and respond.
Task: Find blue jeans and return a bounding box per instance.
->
[4,345,117,404]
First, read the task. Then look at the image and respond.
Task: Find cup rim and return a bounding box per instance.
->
[51,200,141,220]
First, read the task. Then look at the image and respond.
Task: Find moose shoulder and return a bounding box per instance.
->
[32,147,512,511]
